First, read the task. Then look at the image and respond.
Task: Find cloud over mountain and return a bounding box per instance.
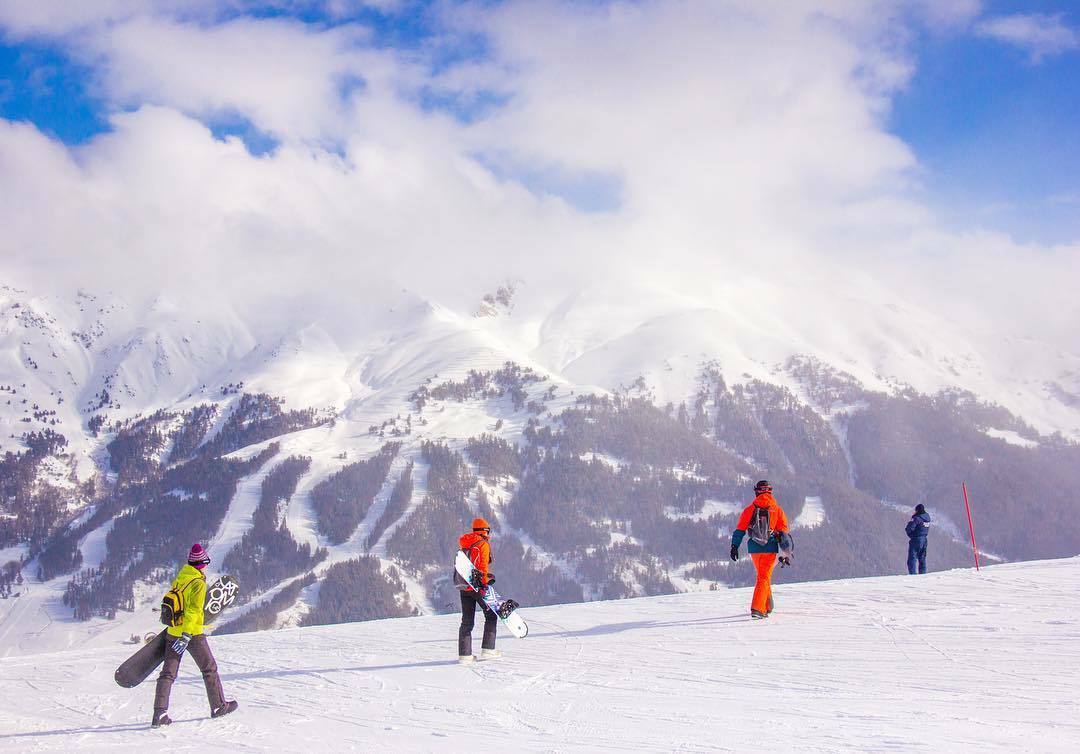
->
[0,0,1076,347]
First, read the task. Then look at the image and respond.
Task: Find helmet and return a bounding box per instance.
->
[753,480,772,494]
[471,517,491,532]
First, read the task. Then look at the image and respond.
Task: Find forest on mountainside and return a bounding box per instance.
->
[4,361,1079,631]
[36,394,325,619]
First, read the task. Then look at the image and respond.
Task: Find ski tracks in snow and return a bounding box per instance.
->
[3,559,1080,751]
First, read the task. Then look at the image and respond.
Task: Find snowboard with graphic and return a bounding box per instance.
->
[454,551,528,639]
[114,575,240,688]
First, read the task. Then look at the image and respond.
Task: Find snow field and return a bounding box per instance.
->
[76,519,114,571]
[206,464,278,565]
[0,544,27,565]
[792,496,825,530]
[664,499,741,522]
[2,557,1078,752]
[983,428,1039,448]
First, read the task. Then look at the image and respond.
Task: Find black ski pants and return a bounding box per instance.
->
[458,590,497,656]
[154,633,226,712]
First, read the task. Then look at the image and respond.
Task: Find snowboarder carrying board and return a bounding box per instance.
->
[906,504,931,575]
[152,543,238,727]
[730,481,793,619]
[457,518,500,664]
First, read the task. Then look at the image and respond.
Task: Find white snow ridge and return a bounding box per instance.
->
[793,496,825,530]
[1,557,1078,752]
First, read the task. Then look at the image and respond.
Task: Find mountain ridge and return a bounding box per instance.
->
[1,280,1079,656]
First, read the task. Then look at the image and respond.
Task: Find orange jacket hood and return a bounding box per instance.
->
[753,492,778,509]
[459,531,492,580]
[737,492,789,534]
[459,531,488,549]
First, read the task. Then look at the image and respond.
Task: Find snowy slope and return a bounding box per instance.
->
[4,280,1079,467]
[4,278,1080,662]
[524,281,1080,440]
[1,558,1078,752]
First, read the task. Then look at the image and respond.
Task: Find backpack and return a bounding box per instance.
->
[453,544,486,592]
[747,505,772,546]
[160,575,202,627]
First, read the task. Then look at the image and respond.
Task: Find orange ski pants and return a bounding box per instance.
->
[751,552,777,614]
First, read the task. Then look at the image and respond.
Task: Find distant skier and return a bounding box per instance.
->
[906,504,931,575]
[152,544,238,727]
[730,481,792,619]
[457,518,499,664]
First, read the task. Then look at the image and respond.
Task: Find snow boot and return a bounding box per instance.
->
[211,700,238,719]
[751,609,768,620]
[480,648,502,661]
[151,710,172,728]
[458,655,476,665]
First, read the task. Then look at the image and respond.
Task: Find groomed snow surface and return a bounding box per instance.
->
[2,558,1079,753]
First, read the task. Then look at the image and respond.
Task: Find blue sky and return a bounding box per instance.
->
[0,41,109,143]
[890,2,1080,243]
[1,0,1077,350]
[0,0,443,145]
[1,2,1076,245]
[0,0,1078,283]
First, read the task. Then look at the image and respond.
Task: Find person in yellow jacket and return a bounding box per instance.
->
[152,543,237,727]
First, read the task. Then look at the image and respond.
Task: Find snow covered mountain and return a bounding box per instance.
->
[4,279,1078,465]
[2,279,1080,657]
[2,557,1079,752]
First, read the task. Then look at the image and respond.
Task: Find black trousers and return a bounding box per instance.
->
[154,633,226,712]
[458,590,497,656]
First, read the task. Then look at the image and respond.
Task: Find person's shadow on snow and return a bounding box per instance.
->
[531,613,748,639]
[410,613,750,643]
[219,658,459,682]
[0,720,199,739]
[0,660,463,740]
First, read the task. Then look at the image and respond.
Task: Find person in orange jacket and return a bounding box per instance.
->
[729,481,793,619]
[457,517,499,663]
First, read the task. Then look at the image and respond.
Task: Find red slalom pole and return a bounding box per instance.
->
[962,482,980,571]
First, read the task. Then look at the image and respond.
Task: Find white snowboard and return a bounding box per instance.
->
[455,551,528,639]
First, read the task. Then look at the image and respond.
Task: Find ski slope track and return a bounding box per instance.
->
[1,558,1078,752]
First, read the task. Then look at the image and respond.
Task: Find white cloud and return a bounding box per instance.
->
[975,12,1079,63]
[0,0,225,37]
[906,0,982,30]
[0,1,402,38]
[323,0,405,15]
[0,0,1076,348]
[92,16,378,142]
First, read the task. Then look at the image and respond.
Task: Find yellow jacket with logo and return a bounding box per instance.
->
[165,564,207,638]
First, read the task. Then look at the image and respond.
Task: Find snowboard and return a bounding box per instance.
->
[778,532,795,564]
[204,574,240,623]
[114,575,240,688]
[454,551,528,639]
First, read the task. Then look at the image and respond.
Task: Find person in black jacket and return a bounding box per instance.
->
[905,504,931,575]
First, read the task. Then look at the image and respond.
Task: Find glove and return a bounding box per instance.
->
[171,632,191,656]
[730,545,739,562]
[486,575,496,585]
[779,556,791,568]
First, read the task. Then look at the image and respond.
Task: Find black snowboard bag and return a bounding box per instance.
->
[114,630,168,688]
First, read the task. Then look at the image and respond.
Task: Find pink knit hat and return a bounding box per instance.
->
[188,543,210,569]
